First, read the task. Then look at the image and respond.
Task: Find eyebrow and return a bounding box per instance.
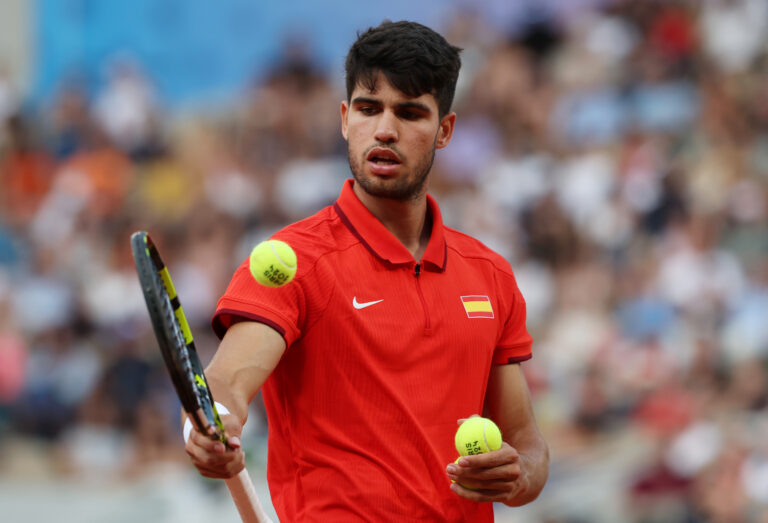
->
[351,97,432,113]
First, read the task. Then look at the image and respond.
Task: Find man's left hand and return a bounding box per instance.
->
[445,442,530,503]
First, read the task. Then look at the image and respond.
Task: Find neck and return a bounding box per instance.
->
[353,182,432,260]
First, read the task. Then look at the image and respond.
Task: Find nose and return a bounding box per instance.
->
[373,111,398,144]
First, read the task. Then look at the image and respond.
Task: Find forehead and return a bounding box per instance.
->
[351,71,438,109]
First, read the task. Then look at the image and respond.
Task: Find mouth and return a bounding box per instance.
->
[367,148,401,166]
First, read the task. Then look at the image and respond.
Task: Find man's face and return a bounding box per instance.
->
[340,71,455,201]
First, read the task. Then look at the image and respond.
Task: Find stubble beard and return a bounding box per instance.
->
[348,144,436,202]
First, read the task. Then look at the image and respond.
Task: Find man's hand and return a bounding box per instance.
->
[446,442,530,503]
[184,413,246,479]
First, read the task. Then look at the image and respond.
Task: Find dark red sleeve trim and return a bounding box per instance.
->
[212,309,288,341]
[498,353,533,365]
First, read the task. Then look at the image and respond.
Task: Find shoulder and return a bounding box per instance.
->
[274,206,345,250]
[444,226,515,278]
[269,205,357,281]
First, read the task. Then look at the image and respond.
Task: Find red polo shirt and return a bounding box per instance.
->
[213,179,532,522]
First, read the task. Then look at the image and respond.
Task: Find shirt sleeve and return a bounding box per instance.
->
[212,261,304,346]
[492,275,533,365]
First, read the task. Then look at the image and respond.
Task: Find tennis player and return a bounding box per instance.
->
[185,20,549,521]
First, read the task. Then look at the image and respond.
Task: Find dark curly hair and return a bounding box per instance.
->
[345,20,462,117]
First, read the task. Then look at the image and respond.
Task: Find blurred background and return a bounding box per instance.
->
[1,0,768,521]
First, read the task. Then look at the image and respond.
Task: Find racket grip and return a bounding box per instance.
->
[225,468,274,523]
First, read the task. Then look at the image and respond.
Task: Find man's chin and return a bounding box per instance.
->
[354,175,421,201]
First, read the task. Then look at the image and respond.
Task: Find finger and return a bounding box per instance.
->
[218,414,245,448]
[185,440,234,468]
[447,458,521,485]
[450,476,518,493]
[456,444,519,469]
[456,413,481,426]
[225,435,242,449]
[186,412,217,436]
[194,451,246,477]
[186,442,246,474]
[186,442,238,465]
[196,459,246,479]
[189,428,227,454]
[449,482,512,502]
[452,462,521,482]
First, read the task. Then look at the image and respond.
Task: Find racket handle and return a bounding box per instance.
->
[225,468,274,523]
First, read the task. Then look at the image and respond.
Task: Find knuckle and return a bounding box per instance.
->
[499,464,518,477]
[199,456,218,467]
[500,480,517,491]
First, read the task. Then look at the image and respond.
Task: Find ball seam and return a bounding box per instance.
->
[269,240,296,269]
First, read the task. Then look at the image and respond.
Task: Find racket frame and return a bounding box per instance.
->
[131,231,271,523]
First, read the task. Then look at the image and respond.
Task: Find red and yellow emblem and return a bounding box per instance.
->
[460,295,494,319]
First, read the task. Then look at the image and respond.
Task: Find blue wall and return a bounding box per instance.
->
[33,0,471,106]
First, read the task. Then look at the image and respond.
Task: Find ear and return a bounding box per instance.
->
[435,112,456,149]
[340,100,349,140]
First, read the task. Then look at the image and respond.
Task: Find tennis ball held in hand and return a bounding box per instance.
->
[249,240,297,287]
[455,416,502,456]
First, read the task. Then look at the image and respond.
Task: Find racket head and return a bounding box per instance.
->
[130,231,227,443]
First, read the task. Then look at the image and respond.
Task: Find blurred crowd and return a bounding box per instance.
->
[1,0,768,521]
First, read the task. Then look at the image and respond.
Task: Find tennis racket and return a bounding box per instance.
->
[131,230,272,523]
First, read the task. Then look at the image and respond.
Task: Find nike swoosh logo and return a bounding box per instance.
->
[352,297,384,310]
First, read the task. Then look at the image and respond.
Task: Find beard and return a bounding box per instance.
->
[348,143,436,202]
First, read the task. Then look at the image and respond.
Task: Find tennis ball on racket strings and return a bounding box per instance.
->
[455,416,502,456]
[249,240,297,287]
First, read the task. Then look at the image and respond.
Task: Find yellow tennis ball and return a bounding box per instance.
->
[249,240,297,287]
[454,417,502,456]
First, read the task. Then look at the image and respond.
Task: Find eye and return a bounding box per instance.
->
[358,105,378,116]
[397,106,427,120]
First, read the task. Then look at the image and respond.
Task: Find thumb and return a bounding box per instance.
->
[226,434,242,449]
[457,413,481,426]
[218,408,245,449]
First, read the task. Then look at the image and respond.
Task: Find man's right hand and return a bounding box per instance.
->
[184,413,246,479]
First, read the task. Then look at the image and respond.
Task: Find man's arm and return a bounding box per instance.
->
[184,320,286,478]
[446,363,549,506]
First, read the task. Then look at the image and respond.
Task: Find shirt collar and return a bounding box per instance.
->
[333,179,447,271]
